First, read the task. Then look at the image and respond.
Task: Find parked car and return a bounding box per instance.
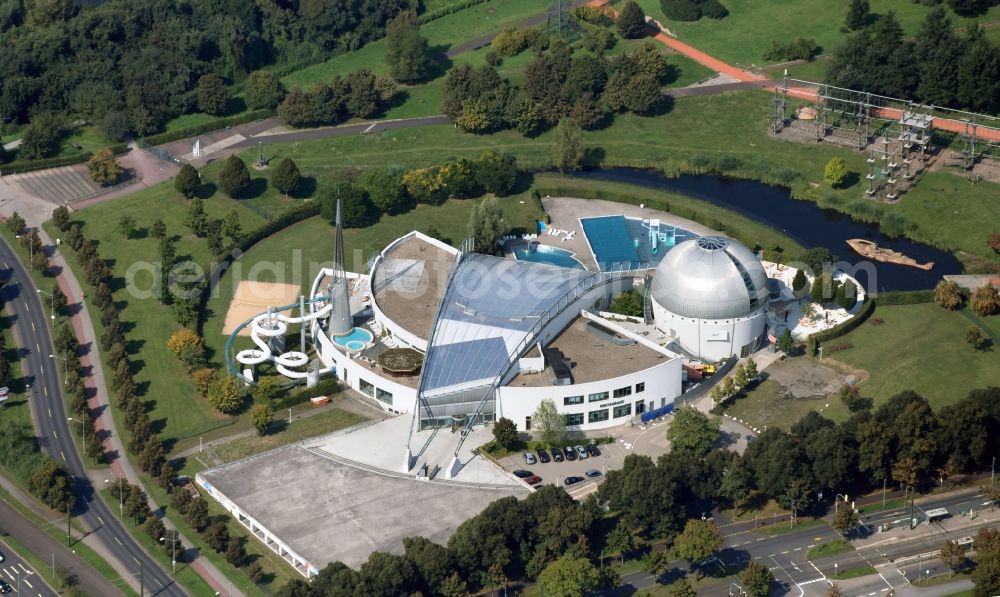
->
[551,449,564,463]
[586,444,601,457]
[0,581,10,594]
[563,476,584,486]
[0,550,4,563]
[537,448,551,463]
[525,475,543,485]
[523,452,536,465]
[512,469,533,478]
[563,446,577,461]
[585,469,602,478]
[575,445,589,459]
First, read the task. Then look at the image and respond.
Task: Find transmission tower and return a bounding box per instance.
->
[546,0,576,40]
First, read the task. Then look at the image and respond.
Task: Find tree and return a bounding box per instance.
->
[6,212,26,236]
[360,168,409,214]
[831,504,859,535]
[191,368,217,398]
[118,216,137,240]
[174,164,200,199]
[218,156,252,198]
[208,376,244,414]
[827,584,844,597]
[183,198,208,237]
[358,552,419,596]
[934,280,963,310]
[475,151,518,196]
[667,578,697,597]
[386,10,433,83]
[845,0,870,31]
[251,403,273,436]
[967,326,989,351]
[538,554,601,597]
[226,537,246,566]
[666,407,720,457]
[52,205,71,231]
[839,383,864,412]
[468,196,507,255]
[824,157,848,187]
[617,1,646,39]
[970,285,1000,316]
[610,289,644,317]
[246,70,287,110]
[740,560,775,597]
[271,158,301,198]
[222,209,243,242]
[196,74,230,115]
[493,417,518,449]
[553,118,583,173]
[185,498,210,532]
[972,539,1000,596]
[837,280,857,310]
[532,399,566,445]
[718,459,752,511]
[88,148,123,186]
[604,521,636,563]
[941,540,966,576]
[18,114,62,160]
[673,519,723,569]
[811,272,838,303]
[777,328,794,354]
[792,268,809,294]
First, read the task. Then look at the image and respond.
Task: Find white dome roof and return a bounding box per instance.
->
[650,236,769,320]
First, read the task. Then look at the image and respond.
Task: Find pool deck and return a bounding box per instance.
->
[533,197,722,270]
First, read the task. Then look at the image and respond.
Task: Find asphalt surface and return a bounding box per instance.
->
[0,236,183,596]
[0,498,118,596]
[618,488,995,596]
[0,539,56,597]
[230,115,451,150]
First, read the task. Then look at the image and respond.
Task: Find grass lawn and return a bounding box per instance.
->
[212,406,368,463]
[856,497,905,516]
[829,564,876,580]
[617,0,1000,70]
[829,303,1000,410]
[807,539,854,560]
[723,377,833,432]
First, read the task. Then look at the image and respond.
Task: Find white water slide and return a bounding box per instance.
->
[235,303,332,379]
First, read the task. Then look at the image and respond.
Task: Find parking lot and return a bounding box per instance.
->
[496,437,638,494]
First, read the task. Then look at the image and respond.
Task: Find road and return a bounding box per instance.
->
[619,488,995,596]
[0,236,183,596]
[0,540,56,597]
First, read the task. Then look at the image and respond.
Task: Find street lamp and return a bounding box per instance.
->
[37,284,56,320]
[104,477,123,516]
[159,530,179,578]
[49,353,68,384]
[67,416,85,455]
[15,233,34,270]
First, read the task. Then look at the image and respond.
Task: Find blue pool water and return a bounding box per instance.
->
[333,327,374,347]
[513,244,585,269]
[581,215,696,269]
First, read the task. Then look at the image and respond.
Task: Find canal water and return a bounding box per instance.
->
[570,169,963,292]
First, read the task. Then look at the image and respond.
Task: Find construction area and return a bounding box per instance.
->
[769,76,1000,201]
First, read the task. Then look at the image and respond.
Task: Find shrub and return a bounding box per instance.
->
[660,0,702,21]
[174,164,200,198]
[970,285,1000,316]
[617,1,647,38]
[824,157,848,187]
[217,155,251,198]
[763,38,819,62]
[933,280,964,310]
[700,0,729,19]
[491,28,528,57]
[574,5,611,25]
[245,70,287,110]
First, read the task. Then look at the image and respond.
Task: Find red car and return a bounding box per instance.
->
[525,475,543,485]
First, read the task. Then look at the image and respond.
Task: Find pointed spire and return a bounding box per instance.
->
[332,197,346,282]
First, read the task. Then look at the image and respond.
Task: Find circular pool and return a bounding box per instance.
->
[333,327,374,351]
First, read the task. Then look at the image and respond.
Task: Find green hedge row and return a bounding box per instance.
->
[143,109,275,146]
[872,289,935,306]
[811,298,876,347]
[272,377,342,410]
[419,0,490,24]
[1,143,130,175]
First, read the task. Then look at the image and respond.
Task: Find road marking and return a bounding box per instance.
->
[363,122,377,133]
[807,544,815,548]
[47,407,51,417]
[18,564,30,574]
[24,578,33,588]
[97,515,104,525]
[3,569,13,581]
[115,536,123,546]
[42,387,46,397]
[798,578,825,585]
[30,321,34,331]
[24,302,29,312]
[131,557,140,566]
[60,451,65,461]
[53,430,57,439]
[781,550,789,554]
[793,547,802,551]
[35,343,39,352]
[155,578,164,587]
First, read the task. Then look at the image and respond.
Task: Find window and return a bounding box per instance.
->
[565,413,584,427]
[359,379,374,397]
[376,388,393,404]
[635,382,645,394]
[564,395,584,406]
[525,416,532,430]
[588,409,609,424]
[613,386,632,398]
[635,400,645,414]
[588,391,609,403]
[613,404,632,418]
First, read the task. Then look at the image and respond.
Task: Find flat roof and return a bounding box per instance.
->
[507,316,670,388]
[372,236,455,342]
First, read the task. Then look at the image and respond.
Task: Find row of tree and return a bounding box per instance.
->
[935,279,1000,316]
[443,40,671,136]
[828,6,1000,113]
[276,69,397,129]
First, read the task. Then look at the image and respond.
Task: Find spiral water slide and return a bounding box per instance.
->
[235,302,333,379]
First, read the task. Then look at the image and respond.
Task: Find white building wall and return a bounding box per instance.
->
[497,357,681,432]
[652,299,766,361]
[315,329,419,414]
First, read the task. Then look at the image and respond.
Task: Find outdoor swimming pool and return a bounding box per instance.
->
[580,215,696,269]
[513,244,585,269]
[333,327,374,350]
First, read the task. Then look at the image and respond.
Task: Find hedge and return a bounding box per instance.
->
[272,377,342,410]
[810,298,875,347]
[872,289,935,306]
[143,109,275,146]
[1,143,129,176]
[418,0,490,24]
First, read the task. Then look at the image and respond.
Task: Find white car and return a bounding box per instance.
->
[0,550,5,563]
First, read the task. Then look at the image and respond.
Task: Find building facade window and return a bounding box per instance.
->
[613,386,632,398]
[613,404,632,418]
[565,413,584,427]
[588,409,609,424]
[359,379,374,397]
[588,391,609,403]
[635,382,645,393]
[376,388,393,404]
[635,400,646,414]
[564,395,584,406]
[525,416,532,430]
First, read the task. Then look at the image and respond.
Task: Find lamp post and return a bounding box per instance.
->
[50,353,68,384]
[104,477,123,516]
[159,530,179,578]
[67,416,85,456]
[37,284,56,320]
[15,233,33,270]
